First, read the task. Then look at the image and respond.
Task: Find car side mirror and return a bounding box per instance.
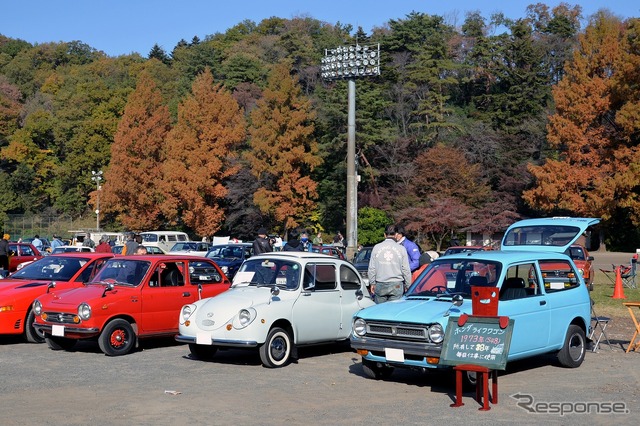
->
[355,288,363,300]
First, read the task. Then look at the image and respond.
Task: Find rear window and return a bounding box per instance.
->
[503,225,581,247]
[538,259,580,292]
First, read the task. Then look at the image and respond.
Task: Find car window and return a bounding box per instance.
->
[188,260,223,285]
[20,245,36,256]
[340,265,361,290]
[303,264,336,291]
[76,258,106,282]
[538,259,580,292]
[12,256,88,281]
[239,259,300,289]
[500,263,540,300]
[94,259,150,286]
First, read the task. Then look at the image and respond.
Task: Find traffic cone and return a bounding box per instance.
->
[612,265,626,299]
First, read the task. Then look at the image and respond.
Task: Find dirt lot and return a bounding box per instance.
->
[0,251,638,425]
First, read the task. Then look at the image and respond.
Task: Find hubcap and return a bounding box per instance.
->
[271,336,287,361]
[110,329,127,348]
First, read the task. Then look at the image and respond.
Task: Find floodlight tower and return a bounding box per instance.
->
[321,43,380,259]
[91,170,103,231]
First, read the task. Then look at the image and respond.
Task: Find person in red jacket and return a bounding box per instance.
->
[95,236,112,253]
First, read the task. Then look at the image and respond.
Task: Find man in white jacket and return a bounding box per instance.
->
[368,224,412,303]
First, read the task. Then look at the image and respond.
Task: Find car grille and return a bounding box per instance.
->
[366,322,429,341]
[43,312,78,324]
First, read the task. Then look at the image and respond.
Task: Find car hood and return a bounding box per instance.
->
[39,285,130,309]
[355,297,469,325]
[195,286,289,317]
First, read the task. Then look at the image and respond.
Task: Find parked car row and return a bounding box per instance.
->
[1,218,598,391]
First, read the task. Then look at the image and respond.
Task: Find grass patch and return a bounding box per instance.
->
[590,269,640,317]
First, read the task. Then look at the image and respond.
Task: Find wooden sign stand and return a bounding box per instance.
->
[445,285,512,411]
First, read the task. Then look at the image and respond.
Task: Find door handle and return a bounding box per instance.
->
[183,292,191,297]
[540,300,546,306]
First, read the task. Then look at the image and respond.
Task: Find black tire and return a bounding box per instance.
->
[98,319,137,356]
[461,370,478,392]
[259,327,292,368]
[188,343,218,360]
[557,324,586,368]
[24,309,46,343]
[45,335,77,351]
[361,358,394,380]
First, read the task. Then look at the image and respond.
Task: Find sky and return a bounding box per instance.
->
[1,1,639,57]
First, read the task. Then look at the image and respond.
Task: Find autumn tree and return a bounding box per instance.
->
[245,61,322,233]
[101,71,171,230]
[523,12,630,224]
[162,67,246,237]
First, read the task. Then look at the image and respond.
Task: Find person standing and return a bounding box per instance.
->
[252,227,273,254]
[368,224,412,303]
[0,234,10,271]
[122,232,139,255]
[395,225,421,272]
[95,236,112,253]
[313,232,323,245]
[32,234,43,253]
[50,234,63,251]
[283,229,305,251]
[300,231,312,252]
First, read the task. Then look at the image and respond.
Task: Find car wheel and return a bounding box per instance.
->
[24,309,46,343]
[45,335,77,351]
[259,327,292,368]
[98,319,137,356]
[361,358,394,380]
[557,324,586,368]
[188,343,218,360]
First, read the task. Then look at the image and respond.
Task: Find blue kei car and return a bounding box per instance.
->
[350,217,599,381]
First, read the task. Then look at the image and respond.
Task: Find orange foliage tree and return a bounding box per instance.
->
[524,13,640,225]
[101,71,171,230]
[161,68,246,237]
[244,61,322,233]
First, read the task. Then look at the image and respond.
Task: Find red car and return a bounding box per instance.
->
[8,242,43,272]
[311,245,346,260]
[33,255,231,356]
[566,244,595,291]
[0,253,113,342]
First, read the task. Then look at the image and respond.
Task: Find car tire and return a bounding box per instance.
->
[557,324,586,368]
[45,335,77,351]
[25,309,46,343]
[259,327,292,368]
[361,358,394,380]
[188,343,218,360]
[98,319,137,356]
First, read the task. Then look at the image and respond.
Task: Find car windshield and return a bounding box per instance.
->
[90,259,151,286]
[234,258,301,289]
[170,242,197,251]
[353,248,372,263]
[407,259,501,298]
[207,245,245,260]
[10,256,90,281]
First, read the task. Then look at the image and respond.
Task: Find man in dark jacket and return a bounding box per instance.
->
[252,227,273,254]
[283,229,304,251]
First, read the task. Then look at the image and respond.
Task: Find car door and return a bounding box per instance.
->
[497,262,550,357]
[338,265,368,339]
[140,261,195,334]
[291,263,342,344]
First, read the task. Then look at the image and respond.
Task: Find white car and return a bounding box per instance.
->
[167,241,212,257]
[51,246,95,254]
[176,251,375,367]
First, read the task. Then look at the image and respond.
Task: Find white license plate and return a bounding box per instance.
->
[385,347,405,362]
[196,332,211,345]
[52,325,65,336]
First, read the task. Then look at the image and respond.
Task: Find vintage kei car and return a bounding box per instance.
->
[32,255,231,356]
[176,252,375,367]
[0,253,113,342]
[350,217,599,381]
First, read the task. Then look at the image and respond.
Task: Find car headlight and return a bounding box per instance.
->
[78,303,92,320]
[578,268,585,276]
[33,300,42,315]
[182,304,195,322]
[232,308,256,329]
[353,318,367,336]
[428,323,444,343]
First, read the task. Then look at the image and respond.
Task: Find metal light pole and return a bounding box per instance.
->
[321,44,380,260]
[91,170,103,231]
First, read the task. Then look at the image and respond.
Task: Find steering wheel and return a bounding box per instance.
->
[430,285,449,294]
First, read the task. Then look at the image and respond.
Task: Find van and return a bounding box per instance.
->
[140,231,189,253]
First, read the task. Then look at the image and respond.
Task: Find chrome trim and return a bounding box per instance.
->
[175,334,258,347]
[350,335,442,358]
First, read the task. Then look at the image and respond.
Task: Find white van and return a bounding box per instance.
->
[139,231,189,253]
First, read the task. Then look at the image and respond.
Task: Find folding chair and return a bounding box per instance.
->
[620,259,637,289]
[590,300,612,351]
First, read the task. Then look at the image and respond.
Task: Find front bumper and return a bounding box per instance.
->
[350,335,444,368]
[33,323,100,337]
[175,334,259,348]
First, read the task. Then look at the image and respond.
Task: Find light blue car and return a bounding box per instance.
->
[350,217,599,381]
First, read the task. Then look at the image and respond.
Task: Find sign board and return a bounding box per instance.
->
[439,316,515,370]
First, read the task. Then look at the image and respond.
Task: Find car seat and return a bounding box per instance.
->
[500,277,527,300]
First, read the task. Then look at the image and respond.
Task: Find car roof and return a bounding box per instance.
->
[49,252,113,258]
[434,250,576,263]
[501,217,600,253]
[251,251,345,261]
[114,254,215,261]
[210,243,252,247]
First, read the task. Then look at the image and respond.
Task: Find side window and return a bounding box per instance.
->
[189,260,223,285]
[340,265,361,290]
[22,245,35,256]
[304,264,336,291]
[157,262,185,287]
[501,263,539,300]
[538,259,579,292]
[76,259,107,282]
